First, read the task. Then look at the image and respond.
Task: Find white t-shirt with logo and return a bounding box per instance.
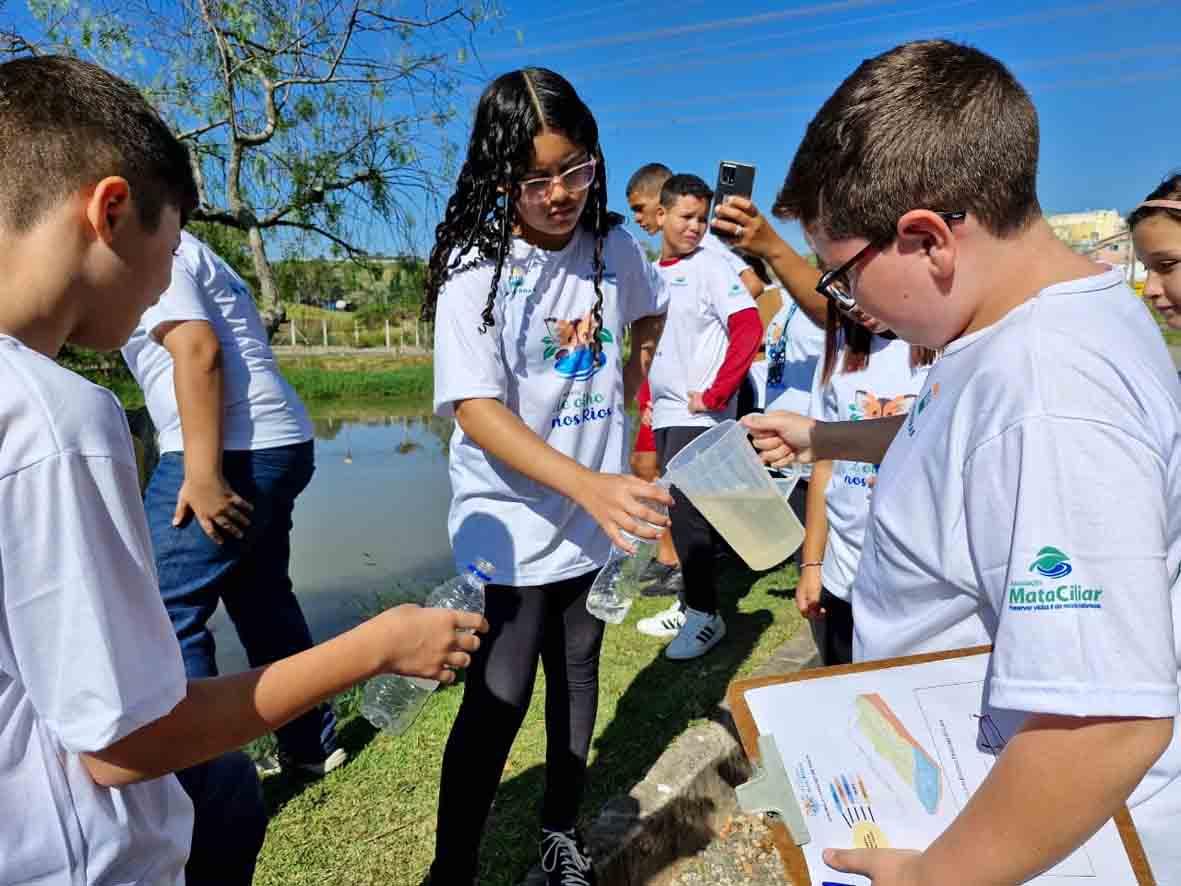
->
[765,300,827,414]
[810,334,931,600]
[434,226,667,586]
[122,231,313,454]
[649,248,757,429]
[702,231,751,279]
[0,336,192,884]
[850,269,1181,882]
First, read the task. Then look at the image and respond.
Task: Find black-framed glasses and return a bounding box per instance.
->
[518,157,597,206]
[815,211,967,309]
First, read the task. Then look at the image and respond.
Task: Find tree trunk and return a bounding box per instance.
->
[247,224,285,340]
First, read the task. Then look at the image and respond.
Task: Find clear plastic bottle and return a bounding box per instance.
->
[360,559,494,735]
[586,483,670,624]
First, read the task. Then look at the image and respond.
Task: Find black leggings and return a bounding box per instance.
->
[431,571,605,882]
[657,426,722,615]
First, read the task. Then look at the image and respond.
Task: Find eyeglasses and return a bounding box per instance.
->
[518,157,597,205]
[815,211,967,309]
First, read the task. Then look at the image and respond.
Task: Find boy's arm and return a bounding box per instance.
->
[157,319,252,543]
[827,713,1173,886]
[713,197,827,326]
[82,604,486,787]
[744,412,905,466]
[452,398,672,552]
[624,313,665,405]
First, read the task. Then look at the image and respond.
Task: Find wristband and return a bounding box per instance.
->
[800,561,823,569]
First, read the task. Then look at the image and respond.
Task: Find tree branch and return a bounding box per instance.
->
[269,219,368,256]
[178,118,231,141]
[273,3,359,90]
[357,6,471,30]
[258,168,379,226]
[189,207,245,228]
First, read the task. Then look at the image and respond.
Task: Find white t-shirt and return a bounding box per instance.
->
[851,269,1181,882]
[702,231,751,279]
[764,300,826,414]
[811,334,931,600]
[434,227,667,586]
[0,336,192,884]
[122,232,313,454]
[649,248,757,429]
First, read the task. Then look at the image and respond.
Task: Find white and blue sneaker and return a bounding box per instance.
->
[665,608,726,660]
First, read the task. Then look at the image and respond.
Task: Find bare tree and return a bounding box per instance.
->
[29,0,489,334]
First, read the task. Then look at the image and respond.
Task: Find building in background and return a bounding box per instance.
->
[1046,209,1144,284]
[1047,209,1127,248]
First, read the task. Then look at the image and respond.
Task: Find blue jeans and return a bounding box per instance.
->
[175,752,267,886]
[145,440,338,763]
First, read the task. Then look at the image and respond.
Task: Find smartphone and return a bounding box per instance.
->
[712,160,756,241]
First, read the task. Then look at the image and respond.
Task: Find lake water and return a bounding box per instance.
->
[209,407,457,674]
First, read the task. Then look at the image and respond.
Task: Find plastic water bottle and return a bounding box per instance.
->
[586,483,670,624]
[361,559,494,735]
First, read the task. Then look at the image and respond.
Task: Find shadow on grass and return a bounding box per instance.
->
[474,560,776,886]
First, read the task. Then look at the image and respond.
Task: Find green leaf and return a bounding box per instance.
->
[598,328,614,343]
[543,345,557,360]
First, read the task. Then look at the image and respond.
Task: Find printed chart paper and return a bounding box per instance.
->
[743,653,1141,885]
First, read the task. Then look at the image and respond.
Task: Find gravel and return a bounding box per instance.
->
[657,813,792,886]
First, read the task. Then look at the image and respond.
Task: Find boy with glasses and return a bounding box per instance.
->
[740,40,1180,885]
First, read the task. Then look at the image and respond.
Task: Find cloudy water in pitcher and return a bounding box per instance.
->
[689,488,804,571]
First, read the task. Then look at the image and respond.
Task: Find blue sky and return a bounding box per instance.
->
[7,0,1179,256]
[456,0,1181,254]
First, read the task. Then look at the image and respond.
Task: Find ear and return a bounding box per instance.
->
[656,204,667,226]
[896,209,957,280]
[84,176,134,246]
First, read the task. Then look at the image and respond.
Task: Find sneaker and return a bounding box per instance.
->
[254,754,282,779]
[290,748,349,777]
[636,600,686,638]
[641,564,684,598]
[665,608,726,660]
[540,828,596,886]
[637,558,672,583]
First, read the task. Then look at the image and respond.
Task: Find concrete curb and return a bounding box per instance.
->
[519,627,821,886]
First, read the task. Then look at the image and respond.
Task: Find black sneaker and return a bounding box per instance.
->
[540,828,596,886]
[642,565,684,598]
[637,558,672,584]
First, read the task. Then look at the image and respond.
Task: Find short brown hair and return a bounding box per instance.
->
[627,163,672,198]
[0,55,197,233]
[773,40,1041,243]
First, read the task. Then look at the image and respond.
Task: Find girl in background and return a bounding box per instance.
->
[797,299,935,664]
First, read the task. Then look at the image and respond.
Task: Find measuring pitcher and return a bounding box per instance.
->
[663,420,805,571]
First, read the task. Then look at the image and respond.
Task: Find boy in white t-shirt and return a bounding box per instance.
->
[0,55,483,886]
[741,40,1181,885]
[121,230,340,878]
[642,174,761,660]
[626,162,765,301]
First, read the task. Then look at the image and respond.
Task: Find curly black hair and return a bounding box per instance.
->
[422,68,620,353]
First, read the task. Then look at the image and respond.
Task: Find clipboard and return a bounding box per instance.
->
[726,645,1156,885]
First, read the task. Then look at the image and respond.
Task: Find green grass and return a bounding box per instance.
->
[251,562,804,886]
[279,361,433,403]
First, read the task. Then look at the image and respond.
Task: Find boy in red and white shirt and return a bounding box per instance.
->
[641,174,761,659]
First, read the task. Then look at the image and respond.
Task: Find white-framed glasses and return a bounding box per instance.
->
[518,157,597,205]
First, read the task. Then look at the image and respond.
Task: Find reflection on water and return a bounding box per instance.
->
[210,408,456,674]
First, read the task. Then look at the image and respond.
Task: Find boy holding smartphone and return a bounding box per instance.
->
[640,174,761,659]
